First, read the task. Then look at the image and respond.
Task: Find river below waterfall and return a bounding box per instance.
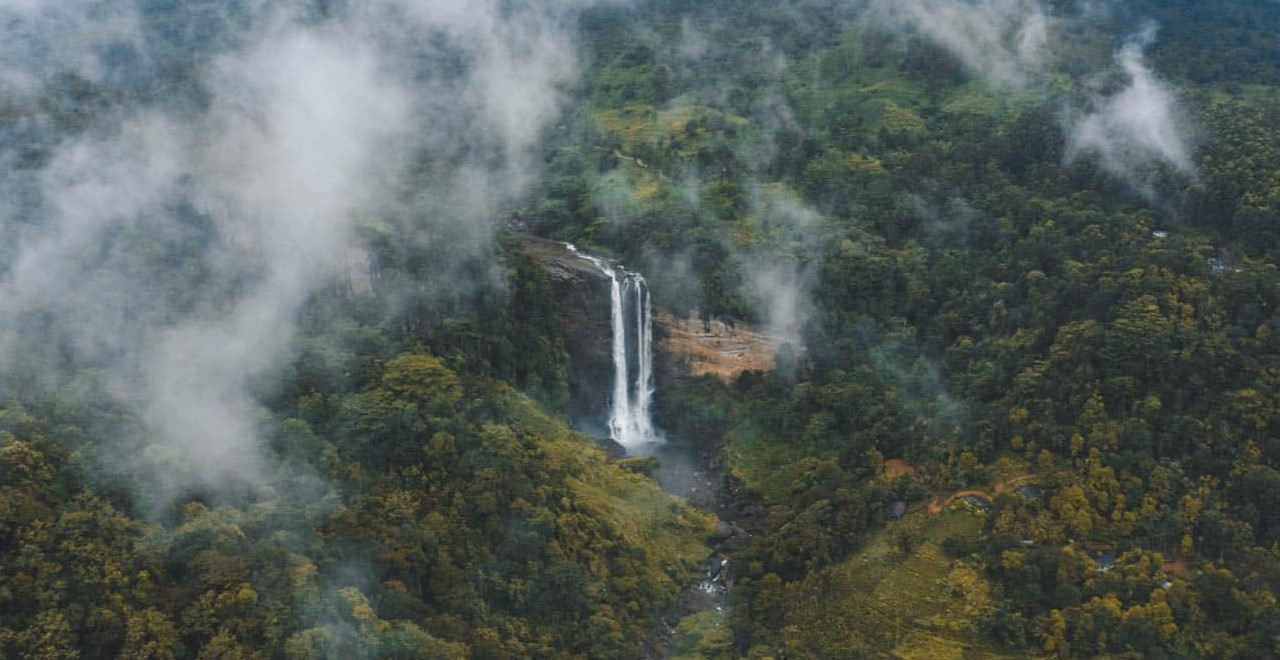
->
[644,437,765,659]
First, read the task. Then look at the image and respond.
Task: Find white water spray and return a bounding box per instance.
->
[569,244,658,451]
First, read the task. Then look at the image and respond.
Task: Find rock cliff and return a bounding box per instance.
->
[655,312,780,382]
[512,235,616,440]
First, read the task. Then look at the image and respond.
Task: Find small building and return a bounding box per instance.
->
[960,494,993,513]
[889,501,907,522]
[1094,550,1118,572]
[1020,484,1042,501]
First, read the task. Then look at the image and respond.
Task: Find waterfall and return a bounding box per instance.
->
[606,269,633,442]
[568,244,659,451]
[634,277,654,440]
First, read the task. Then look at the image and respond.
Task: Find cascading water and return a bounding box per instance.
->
[606,268,633,442]
[633,276,654,440]
[567,244,658,452]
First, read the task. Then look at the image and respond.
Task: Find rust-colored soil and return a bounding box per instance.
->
[882,458,993,515]
[657,312,781,382]
[884,458,924,481]
[1163,557,1191,577]
[928,489,995,515]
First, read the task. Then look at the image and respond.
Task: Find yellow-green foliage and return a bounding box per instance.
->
[0,351,716,660]
[672,609,733,660]
[594,105,659,152]
[1210,82,1280,105]
[459,387,715,653]
[720,430,806,503]
[871,99,927,141]
[892,633,968,660]
[847,152,885,172]
[476,379,716,568]
[939,82,1034,118]
[631,171,664,200]
[764,509,1019,659]
[553,444,715,596]
[593,104,747,156]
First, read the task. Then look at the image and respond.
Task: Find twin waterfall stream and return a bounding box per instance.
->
[568,244,659,452]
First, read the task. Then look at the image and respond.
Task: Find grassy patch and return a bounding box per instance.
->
[940,82,1041,121]
[593,104,748,155]
[594,104,659,152]
[774,508,1022,659]
[1210,82,1280,105]
[630,169,665,201]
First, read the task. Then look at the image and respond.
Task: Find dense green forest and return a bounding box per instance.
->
[4,0,1280,658]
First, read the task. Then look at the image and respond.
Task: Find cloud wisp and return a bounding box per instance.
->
[868,1,1195,196]
[737,187,823,343]
[871,0,1052,88]
[0,0,607,503]
[1063,24,1194,192]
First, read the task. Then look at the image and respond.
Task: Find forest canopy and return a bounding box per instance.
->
[3,0,1280,658]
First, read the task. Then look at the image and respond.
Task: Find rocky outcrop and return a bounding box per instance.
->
[655,311,781,382]
[514,235,610,286]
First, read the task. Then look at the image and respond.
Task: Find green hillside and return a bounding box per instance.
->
[4,0,1280,658]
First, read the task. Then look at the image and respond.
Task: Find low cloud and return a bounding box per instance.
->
[742,261,810,341]
[1063,24,1194,191]
[868,2,1195,195]
[0,0,144,94]
[738,187,823,342]
[871,0,1052,87]
[0,0,610,503]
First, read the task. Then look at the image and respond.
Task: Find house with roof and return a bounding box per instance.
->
[959,494,993,513]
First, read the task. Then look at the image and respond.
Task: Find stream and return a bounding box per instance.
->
[644,438,761,658]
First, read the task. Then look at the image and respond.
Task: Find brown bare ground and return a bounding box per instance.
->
[884,458,925,481]
[928,489,995,515]
[656,311,781,382]
[882,458,995,515]
[1163,557,1191,577]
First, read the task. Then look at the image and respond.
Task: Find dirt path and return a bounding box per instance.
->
[881,458,1054,516]
[883,458,923,480]
[882,458,1009,516]
[928,489,995,515]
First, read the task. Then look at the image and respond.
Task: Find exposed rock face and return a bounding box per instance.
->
[655,311,780,382]
[514,235,609,286]
[512,235,616,441]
